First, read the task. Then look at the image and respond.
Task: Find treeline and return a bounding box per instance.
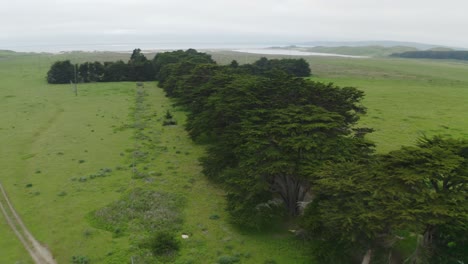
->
[46,49,156,84]
[46,49,311,84]
[391,50,468,60]
[154,50,467,263]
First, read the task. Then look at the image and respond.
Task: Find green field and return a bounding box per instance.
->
[0,52,311,263]
[309,57,468,152]
[1,50,467,263]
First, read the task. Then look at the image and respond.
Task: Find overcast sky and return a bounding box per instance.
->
[1,0,467,51]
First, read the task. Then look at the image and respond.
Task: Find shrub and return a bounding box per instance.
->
[209,214,220,220]
[165,110,173,119]
[163,119,177,126]
[217,255,240,264]
[146,232,180,256]
[71,255,90,264]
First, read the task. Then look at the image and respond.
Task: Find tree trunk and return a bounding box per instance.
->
[272,175,309,216]
[423,225,435,248]
[361,249,372,264]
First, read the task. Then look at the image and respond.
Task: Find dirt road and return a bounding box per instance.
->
[0,182,56,264]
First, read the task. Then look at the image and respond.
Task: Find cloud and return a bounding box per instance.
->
[1,0,467,50]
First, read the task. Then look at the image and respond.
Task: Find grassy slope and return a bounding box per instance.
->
[0,52,311,263]
[307,57,468,152]
[210,51,468,152]
[303,46,418,57]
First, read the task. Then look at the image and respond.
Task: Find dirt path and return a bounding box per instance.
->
[0,182,56,264]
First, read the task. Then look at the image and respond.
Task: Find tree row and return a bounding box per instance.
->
[154,50,467,264]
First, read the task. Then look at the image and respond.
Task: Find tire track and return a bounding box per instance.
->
[0,182,56,264]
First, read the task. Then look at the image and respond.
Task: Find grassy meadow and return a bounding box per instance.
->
[0,52,311,263]
[1,49,467,263]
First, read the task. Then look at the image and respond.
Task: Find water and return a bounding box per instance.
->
[1,42,281,53]
[2,43,368,58]
[232,48,368,58]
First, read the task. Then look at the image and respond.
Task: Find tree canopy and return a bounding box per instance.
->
[47,49,156,84]
[153,49,466,263]
[47,60,74,84]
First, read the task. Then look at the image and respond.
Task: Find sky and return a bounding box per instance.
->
[1,0,467,51]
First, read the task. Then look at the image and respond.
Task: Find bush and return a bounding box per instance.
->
[209,214,220,220]
[165,110,173,119]
[92,188,183,235]
[146,232,180,256]
[163,120,177,126]
[217,255,240,264]
[71,255,90,264]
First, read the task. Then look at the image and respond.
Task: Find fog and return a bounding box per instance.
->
[1,0,467,51]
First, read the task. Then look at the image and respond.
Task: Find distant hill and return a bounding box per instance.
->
[391,50,468,60]
[296,41,460,50]
[0,50,16,55]
[266,45,420,57]
[300,45,419,57]
[427,47,454,51]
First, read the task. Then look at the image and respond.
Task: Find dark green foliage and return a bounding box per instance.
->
[429,224,468,264]
[301,136,468,262]
[163,110,177,126]
[209,214,220,220]
[164,110,173,119]
[143,231,180,257]
[249,57,311,77]
[151,49,468,263]
[302,160,398,263]
[71,255,90,264]
[153,49,215,81]
[130,48,147,63]
[382,136,468,262]
[127,48,155,81]
[102,60,129,81]
[229,60,239,68]
[47,60,74,84]
[78,61,104,82]
[217,255,240,264]
[47,49,157,83]
[154,49,370,228]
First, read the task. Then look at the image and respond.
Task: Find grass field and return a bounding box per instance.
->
[309,57,468,152]
[0,51,311,263]
[1,49,467,263]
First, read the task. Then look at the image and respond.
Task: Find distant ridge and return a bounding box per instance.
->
[295,40,463,50]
